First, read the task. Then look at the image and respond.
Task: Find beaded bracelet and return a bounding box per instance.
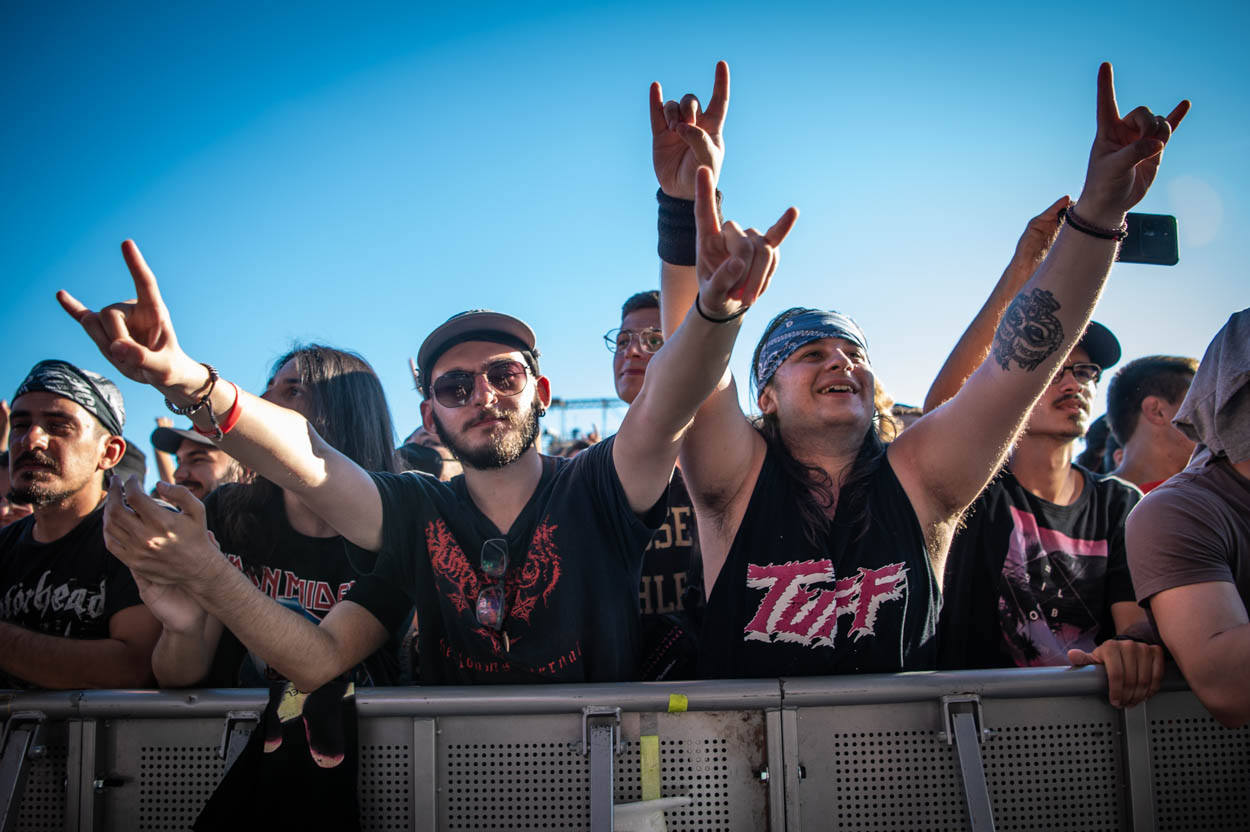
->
[1060,205,1128,241]
[165,363,218,416]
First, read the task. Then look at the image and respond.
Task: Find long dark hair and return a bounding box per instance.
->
[212,344,397,550]
[749,308,893,548]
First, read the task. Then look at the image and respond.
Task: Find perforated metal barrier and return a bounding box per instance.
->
[3,668,1248,831]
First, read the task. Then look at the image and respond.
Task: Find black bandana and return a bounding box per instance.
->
[13,360,126,437]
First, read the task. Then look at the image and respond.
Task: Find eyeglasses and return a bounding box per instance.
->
[1052,363,1101,386]
[603,327,664,355]
[475,537,510,650]
[431,360,530,408]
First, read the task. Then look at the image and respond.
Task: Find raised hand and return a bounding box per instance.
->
[693,166,798,318]
[651,61,730,200]
[57,240,198,390]
[1077,63,1189,225]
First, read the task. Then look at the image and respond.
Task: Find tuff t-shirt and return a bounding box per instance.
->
[0,507,143,688]
[698,447,939,679]
[201,485,400,687]
[347,436,663,684]
[1127,455,1250,615]
[938,466,1140,670]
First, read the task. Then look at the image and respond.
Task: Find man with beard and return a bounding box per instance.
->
[0,360,160,688]
[151,422,248,500]
[931,315,1162,708]
[60,170,795,686]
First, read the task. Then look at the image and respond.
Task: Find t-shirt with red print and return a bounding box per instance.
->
[346,436,664,684]
[938,465,1141,669]
[698,447,940,679]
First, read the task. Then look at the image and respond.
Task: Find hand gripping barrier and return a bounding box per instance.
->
[2,667,1248,831]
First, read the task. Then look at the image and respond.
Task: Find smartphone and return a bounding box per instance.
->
[1117,212,1178,266]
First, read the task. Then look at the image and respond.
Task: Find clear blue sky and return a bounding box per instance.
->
[4,1,1245,485]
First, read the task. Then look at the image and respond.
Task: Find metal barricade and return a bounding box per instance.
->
[2,668,1247,831]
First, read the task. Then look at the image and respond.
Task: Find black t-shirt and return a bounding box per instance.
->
[637,467,704,681]
[698,447,940,679]
[938,465,1140,669]
[640,467,701,619]
[347,437,663,684]
[0,507,143,688]
[201,485,400,687]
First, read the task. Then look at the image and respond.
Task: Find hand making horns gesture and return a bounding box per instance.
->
[693,166,798,319]
[1076,62,1190,225]
[56,241,197,393]
[651,61,729,200]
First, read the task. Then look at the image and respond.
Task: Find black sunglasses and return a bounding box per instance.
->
[431,360,530,408]
[475,537,510,650]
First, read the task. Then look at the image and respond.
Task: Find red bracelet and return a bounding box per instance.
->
[193,381,242,440]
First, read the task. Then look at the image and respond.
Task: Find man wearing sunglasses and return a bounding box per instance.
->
[59,165,795,688]
[930,292,1162,708]
[607,290,703,680]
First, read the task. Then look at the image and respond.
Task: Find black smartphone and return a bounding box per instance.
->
[1117,212,1178,266]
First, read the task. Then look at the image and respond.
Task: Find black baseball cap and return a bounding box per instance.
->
[1077,321,1121,371]
[416,310,539,395]
[151,425,216,455]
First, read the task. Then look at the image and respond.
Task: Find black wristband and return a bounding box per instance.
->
[657,187,723,266]
[694,292,749,324]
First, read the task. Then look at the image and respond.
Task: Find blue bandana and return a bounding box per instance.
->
[754,309,870,389]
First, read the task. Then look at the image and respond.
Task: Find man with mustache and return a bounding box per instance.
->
[931,302,1160,708]
[59,169,795,687]
[0,360,160,688]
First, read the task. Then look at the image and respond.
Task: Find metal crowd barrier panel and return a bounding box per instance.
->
[2,667,1247,831]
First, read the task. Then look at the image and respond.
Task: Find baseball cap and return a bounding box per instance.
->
[151,425,216,455]
[416,310,539,395]
[1077,321,1121,371]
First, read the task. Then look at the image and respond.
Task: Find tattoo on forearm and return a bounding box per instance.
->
[992,289,1064,372]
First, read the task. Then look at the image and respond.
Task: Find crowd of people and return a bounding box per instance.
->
[2,61,1246,753]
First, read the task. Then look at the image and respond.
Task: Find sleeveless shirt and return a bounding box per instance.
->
[698,446,940,678]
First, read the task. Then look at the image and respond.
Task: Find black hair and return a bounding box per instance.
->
[749,308,891,548]
[213,344,397,552]
[621,290,660,319]
[1106,355,1198,445]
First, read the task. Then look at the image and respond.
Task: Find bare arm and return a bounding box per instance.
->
[891,64,1190,540]
[105,480,388,692]
[923,196,1068,412]
[651,63,768,592]
[1068,601,1165,709]
[153,416,177,485]
[616,169,796,514]
[1150,581,1250,727]
[0,604,160,689]
[57,242,384,551]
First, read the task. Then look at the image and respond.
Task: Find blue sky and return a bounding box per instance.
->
[3,1,1245,484]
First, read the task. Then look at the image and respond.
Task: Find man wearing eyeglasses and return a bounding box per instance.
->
[606,290,703,679]
[930,310,1164,707]
[59,168,795,688]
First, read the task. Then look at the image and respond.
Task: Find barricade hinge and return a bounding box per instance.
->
[580,706,622,757]
[939,694,991,745]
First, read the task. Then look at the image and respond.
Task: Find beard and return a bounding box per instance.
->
[9,451,75,508]
[431,395,541,471]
